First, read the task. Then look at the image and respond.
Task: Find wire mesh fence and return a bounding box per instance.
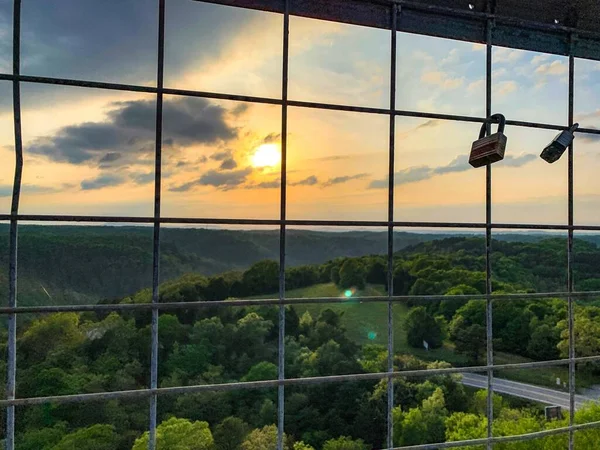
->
[2,1,600,449]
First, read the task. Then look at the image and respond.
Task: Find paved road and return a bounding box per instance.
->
[460,373,599,410]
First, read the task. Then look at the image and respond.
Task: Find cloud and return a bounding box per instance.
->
[290,175,318,186]
[369,153,537,188]
[531,54,551,66]
[210,150,232,161]
[80,174,127,190]
[467,79,485,93]
[231,103,250,117]
[219,158,238,170]
[263,133,281,144]
[170,167,253,192]
[420,71,464,90]
[0,184,70,197]
[441,49,460,66]
[393,166,433,186]
[246,179,280,189]
[415,120,439,131]
[433,156,470,175]
[99,152,122,164]
[495,81,518,96]
[130,172,155,185]
[28,97,237,166]
[535,60,567,76]
[578,127,600,143]
[502,153,537,167]
[494,48,523,64]
[493,68,508,79]
[322,173,368,187]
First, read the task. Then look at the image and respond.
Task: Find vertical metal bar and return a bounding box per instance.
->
[278,1,289,449]
[5,1,22,449]
[149,1,165,449]
[386,4,398,450]
[485,17,494,450]
[567,32,575,450]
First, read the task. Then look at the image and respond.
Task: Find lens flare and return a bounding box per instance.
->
[367,331,377,340]
[344,289,353,298]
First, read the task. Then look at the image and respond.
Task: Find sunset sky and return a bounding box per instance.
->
[0,0,598,225]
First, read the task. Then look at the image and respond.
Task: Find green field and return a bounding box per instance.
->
[277,283,596,391]
[283,283,468,366]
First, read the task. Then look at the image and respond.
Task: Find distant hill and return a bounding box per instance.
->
[0,224,596,306]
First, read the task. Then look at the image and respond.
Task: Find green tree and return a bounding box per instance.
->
[51,424,120,450]
[214,417,250,450]
[449,317,486,364]
[242,362,278,382]
[527,323,560,361]
[243,260,279,295]
[393,388,447,446]
[293,442,315,450]
[338,259,366,290]
[132,417,214,450]
[241,425,290,450]
[322,436,370,450]
[445,412,487,443]
[16,423,66,450]
[404,307,443,349]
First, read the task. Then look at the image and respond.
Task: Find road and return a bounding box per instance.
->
[460,373,599,410]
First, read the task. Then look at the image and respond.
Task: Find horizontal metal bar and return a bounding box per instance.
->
[4,214,600,231]
[3,355,600,407]
[387,419,600,450]
[201,0,600,60]
[2,290,600,315]
[0,73,598,136]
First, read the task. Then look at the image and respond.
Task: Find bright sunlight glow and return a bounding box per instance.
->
[251,144,281,168]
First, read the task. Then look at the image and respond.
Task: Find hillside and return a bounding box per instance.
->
[6,234,600,450]
[0,225,598,307]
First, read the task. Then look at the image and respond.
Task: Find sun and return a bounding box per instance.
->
[251,144,281,168]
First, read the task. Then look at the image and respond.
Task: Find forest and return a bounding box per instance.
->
[2,229,600,449]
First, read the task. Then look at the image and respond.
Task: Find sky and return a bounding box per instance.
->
[0,0,598,226]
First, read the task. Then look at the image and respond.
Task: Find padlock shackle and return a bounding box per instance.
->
[478,113,506,139]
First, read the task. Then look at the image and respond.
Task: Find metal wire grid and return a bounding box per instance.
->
[2,1,600,450]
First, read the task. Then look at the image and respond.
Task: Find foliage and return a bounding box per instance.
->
[132,417,214,450]
[404,307,443,349]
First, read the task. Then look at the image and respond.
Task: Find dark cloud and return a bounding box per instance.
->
[219,158,238,170]
[322,173,368,187]
[263,133,281,144]
[80,174,127,191]
[170,167,253,192]
[415,119,439,130]
[27,97,237,166]
[290,175,318,186]
[211,150,233,161]
[99,152,123,164]
[246,179,280,189]
[232,103,250,117]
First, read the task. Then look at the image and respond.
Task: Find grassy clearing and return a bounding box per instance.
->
[284,283,468,365]
[253,283,595,394]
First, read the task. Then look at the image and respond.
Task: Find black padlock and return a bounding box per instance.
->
[540,123,579,164]
[469,114,507,168]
